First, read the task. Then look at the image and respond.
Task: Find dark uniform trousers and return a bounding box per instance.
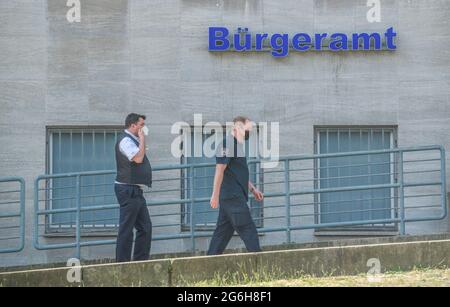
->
[207,197,261,255]
[115,184,152,262]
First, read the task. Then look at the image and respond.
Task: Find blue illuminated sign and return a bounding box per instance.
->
[209,27,397,57]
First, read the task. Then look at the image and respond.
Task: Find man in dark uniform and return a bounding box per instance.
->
[114,113,152,262]
[207,116,264,255]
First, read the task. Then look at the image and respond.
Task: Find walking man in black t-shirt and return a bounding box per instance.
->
[207,116,264,255]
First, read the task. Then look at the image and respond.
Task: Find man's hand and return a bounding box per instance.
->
[131,128,146,164]
[252,188,264,202]
[138,128,145,141]
[211,164,226,209]
[210,195,219,209]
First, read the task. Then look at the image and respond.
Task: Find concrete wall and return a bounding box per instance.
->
[0,0,449,267]
[2,235,450,286]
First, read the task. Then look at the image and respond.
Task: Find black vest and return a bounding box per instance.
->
[115,133,152,187]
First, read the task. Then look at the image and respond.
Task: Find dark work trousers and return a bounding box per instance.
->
[115,184,152,262]
[207,197,261,255]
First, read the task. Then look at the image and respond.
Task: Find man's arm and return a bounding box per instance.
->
[131,128,146,164]
[249,181,264,201]
[210,164,227,209]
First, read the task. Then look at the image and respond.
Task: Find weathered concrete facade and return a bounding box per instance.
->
[1,0,450,267]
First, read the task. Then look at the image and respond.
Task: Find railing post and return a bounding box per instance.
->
[75,175,81,260]
[19,178,26,252]
[440,147,447,219]
[398,151,406,235]
[284,160,291,244]
[33,177,40,250]
[189,166,196,253]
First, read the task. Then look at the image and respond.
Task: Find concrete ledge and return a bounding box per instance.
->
[257,240,450,279]
[81,259,171,287]
[0,267,78,287]
[0,259,171,287]
[170,253,258,286]
[1,239,449,286]
[3,233,450,273]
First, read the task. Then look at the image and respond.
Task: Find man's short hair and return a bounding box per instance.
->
[233,116,250,125]
[125,113,146,128]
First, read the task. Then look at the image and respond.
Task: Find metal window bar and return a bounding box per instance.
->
[315,127,397,230]
[46,128,123,232]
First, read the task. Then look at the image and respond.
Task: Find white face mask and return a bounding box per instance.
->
[142,125,149,136]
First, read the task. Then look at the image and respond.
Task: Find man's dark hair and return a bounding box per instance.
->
[125,113,146,128]
[233,116,250,125]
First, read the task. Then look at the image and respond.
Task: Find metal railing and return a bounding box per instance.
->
[31,145,447,260]
[0,177,25,253]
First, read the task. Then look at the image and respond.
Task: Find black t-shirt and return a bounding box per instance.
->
[216,135,249,201]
